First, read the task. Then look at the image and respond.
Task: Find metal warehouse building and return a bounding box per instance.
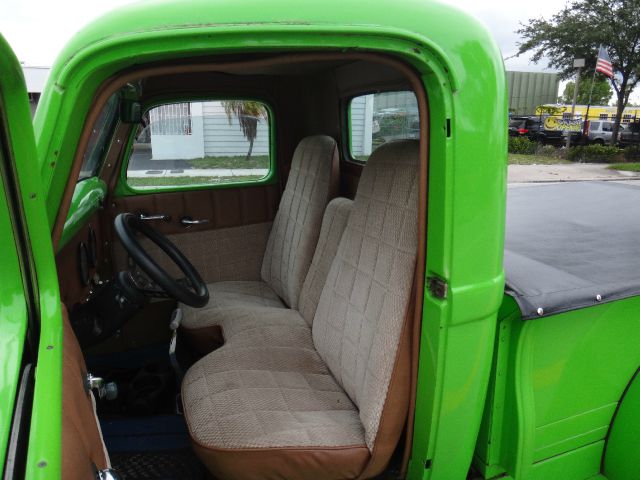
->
[507,71,560,116]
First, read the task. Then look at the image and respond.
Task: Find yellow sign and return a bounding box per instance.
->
[544,117,582,132]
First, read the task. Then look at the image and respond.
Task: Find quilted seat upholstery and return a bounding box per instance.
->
[181,280,285,330]
[182,140,420,480]
[182,197,353,338]
[181,135,339,335]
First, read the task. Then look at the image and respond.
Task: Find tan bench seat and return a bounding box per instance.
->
[182,140,420,480]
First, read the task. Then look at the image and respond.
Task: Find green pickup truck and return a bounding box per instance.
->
[1,1,639,479]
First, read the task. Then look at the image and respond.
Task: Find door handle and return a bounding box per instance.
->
[180,216,210,227]
[139,213,170,222]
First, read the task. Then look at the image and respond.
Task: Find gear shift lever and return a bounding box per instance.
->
[168,308,183,384]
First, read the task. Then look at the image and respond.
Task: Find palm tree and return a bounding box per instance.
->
[222,100,268,160]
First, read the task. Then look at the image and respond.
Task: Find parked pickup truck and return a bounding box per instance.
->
[1,2,638,480]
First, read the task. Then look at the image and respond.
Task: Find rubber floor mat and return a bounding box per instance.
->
[110,450,205,480]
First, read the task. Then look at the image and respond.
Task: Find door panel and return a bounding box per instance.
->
[110,184,279,235]
[61,305,109,479]
[109,184,279,282]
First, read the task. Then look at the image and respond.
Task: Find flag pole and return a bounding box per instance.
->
[584,46,600,134]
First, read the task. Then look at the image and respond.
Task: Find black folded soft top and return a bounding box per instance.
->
[505,181,640,319]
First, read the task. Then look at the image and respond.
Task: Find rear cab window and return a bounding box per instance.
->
[124,99,273,190]
[348,91,418,162]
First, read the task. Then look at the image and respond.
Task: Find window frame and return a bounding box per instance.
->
[116,95,277,196]
[343,89,419,165]
[77,92,120,183]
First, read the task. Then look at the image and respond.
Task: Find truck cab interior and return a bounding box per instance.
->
[57,52,428,480]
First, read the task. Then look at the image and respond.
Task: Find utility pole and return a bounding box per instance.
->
[567,58,585,148]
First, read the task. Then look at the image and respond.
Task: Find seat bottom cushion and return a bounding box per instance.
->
[182,326,370,480]
[182,280,285,328]
[180,281,286,352]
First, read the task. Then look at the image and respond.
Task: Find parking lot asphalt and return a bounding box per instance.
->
[508,163,640,184]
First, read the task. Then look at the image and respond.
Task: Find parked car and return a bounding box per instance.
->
[508,116,564,145]
[587,120,623,145]
[619,120,640,147]
[2,2,640,480]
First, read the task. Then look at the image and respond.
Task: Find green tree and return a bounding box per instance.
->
[537,105,565,116]
[221,100,268,159]
[561,75,613,105]
[517,0,640,144]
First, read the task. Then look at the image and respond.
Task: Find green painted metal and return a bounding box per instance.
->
[603,369,640,479]
[0,35,63,479]
[27,1,507,478]
[0,40,30,474]
[475,294,640,479]
[113,97,278,196]
[9,0,640,477]
[60,177,106,249]
[0,154,28,477]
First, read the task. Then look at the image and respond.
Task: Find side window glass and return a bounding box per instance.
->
[78,93,119,181]
[348,91,418,162]
[126,100,271,190]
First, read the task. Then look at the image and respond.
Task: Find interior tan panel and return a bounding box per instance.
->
[108,184,278,235]
[62,304,109,479]
[113,222,272,284]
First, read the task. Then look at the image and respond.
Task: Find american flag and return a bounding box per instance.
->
[596,46,614,78]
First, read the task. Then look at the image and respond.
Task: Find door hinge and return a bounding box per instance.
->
[427,276,448,300]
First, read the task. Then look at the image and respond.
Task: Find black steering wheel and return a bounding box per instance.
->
[114,213,209,307]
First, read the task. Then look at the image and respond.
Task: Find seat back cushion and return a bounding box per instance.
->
[298,197,353,325]
[312,140,419,464]
[261,135,339,309]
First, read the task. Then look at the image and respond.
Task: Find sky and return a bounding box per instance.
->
[1,0,636,102]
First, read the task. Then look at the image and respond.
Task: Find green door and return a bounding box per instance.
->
[0,34,64,479]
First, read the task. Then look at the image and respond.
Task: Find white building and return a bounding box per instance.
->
[22,66,50,116]
[147,101,270,160]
